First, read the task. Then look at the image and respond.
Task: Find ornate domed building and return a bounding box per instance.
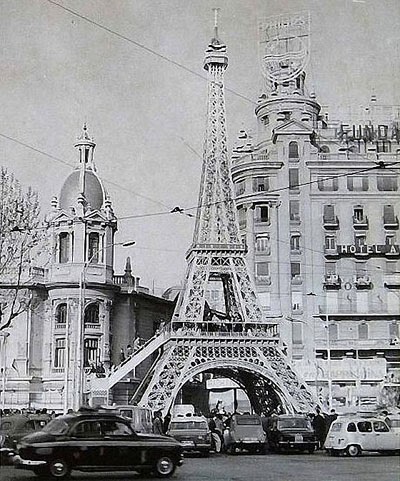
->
[0,126,174,412]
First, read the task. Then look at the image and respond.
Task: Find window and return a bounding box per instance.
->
[101,420,132,436]
[385,234,395,246]
[253,177,269,192]
[355,234,366,248]
[84,304,99,324]
[319,145,330,159]
[256,262,269,277]
[289,200,300,221]
[289,169,299,191]
[291,262,300,279]
[59,232,70,263]
[290,234,301,252]
[255,206,269,223]
[328,323,338,341]
[347,176,368,191]
[386,261,398,274]
[235,181,245,196]
[72,421,102,438]
[54,338,65,368]
[88,232,100,263]
[323,205,336,223]
[288,141,299,159]
[373,421,389,433]
[238,207,246,228]
[292,292,303,312]
[292,322,303,344]
[256,235,270,253]
[377,176,398,191]
[353,206,365,222]
[325,235,336,250]
[358,323,368,340]
[357,421,372,433]
[84,338,99,367]
[347,422,356,432]
[389,322,399,339]
[55,304,67,324]
[318,177,338,191]
[355,263,367,277]
[325,262,336,275]
[384,205,396,223]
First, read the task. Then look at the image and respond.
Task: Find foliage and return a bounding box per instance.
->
[0,167,45,331]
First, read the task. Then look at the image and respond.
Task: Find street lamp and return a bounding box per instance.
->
[72,240,135,411]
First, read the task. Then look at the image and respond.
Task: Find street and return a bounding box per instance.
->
[1,452,399,481]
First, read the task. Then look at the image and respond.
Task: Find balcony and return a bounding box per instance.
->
[255,275,271,286]
[291,275,303,286]
[383,216,399,230]
[354,275,372,289]
[323,274,341,290]
[324,246,338,258]
[353,215,369,230]
[323,215,339,230]
[384,273,400,288]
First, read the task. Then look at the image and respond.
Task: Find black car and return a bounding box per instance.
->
[265,415,318,453]
[0,414,51,464]
[13,409,184,478]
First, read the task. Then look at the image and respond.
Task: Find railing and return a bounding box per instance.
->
[171,324,279,339]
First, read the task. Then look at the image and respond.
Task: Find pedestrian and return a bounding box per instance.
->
[126,344,133,357]
[133,336,141,352]
[326,408,338,430]
[119,348,125,364]
[312,407,327,449]
[163,410,172,434]
[209,412,224,453]
[152,410,164,435]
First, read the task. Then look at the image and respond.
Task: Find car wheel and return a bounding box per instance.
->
[346,445,361,457]
[154,455,176,478]
[48,458,71,478]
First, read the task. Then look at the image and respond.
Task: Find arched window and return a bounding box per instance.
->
[328,323,338,341]
[288,141,299,159]
[358,322,368,340]
[84,303,99,324]
[56,303,67,324]
[59,232,70,263]
[88,232,100,263]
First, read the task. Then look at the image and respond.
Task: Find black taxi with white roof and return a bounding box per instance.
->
[12,408,184,478]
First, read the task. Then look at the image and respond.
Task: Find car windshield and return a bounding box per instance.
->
[41,419,69,435]
[236,417,261,425]
[170,421,208,430]
[278,418,310,429]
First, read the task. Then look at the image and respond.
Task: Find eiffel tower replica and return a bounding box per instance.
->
[90,14,316,415]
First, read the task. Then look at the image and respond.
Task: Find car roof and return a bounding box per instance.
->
[170,416,207,422]
[56,412,131,423]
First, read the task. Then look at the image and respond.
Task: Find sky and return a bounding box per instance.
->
[1,0,399,295]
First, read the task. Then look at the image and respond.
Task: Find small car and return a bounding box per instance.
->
[223,414,267,454]
[167,415,212,456]
[265,415,317,453]
[12,409,184,478]
[325,416,400,456]
[0,413,51,464]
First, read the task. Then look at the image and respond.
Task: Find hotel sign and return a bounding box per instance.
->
[337,244,400,256]
[338,123,400,143]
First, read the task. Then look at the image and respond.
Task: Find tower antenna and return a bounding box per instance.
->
[212,7,220,40]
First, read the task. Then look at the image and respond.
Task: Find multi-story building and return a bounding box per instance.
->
[0,126,173,412]
[231,68,400,408]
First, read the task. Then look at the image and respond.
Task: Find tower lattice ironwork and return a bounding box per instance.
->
[90,17,317,415]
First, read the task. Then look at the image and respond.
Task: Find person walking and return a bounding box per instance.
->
[209,412,223,453]
[152,410,164,436]
[312,407,327,450]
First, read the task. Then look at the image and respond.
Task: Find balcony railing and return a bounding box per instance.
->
[353,215,369,229]
[354,275,372,289]
[383,216,399,230]
[323,216,339,229]
[384,273,400,288]
[323,274,341,289]
[291,275,303,285]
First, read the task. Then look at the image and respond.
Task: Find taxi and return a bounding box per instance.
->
[167,415,211,456]
[325,416,400,456]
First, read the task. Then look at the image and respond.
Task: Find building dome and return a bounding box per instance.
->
[59,169,105,211]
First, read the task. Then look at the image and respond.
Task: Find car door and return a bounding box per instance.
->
[100,419,140,468]
[373,420,397,451]
[69,420,105,467]
[356,421,374,450]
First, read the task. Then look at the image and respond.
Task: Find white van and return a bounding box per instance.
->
[100,405,153,433]
[325,417,400,456]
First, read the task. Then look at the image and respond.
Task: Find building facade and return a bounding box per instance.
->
[0,126,173,412]
[231,67,400,408]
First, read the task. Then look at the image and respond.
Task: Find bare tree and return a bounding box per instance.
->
[0,167,45,331]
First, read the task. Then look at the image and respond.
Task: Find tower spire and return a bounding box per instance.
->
[212,7,220,44]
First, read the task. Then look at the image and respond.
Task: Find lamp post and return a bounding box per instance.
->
[0,331,10,409]
[73,240,135,411]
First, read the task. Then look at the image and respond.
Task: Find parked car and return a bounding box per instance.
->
[12,409,184,478]
[265,415,317,453]
[324,416,400,456]
[224,414,267,454]
[0,413,51,465]
[167,415,212,456]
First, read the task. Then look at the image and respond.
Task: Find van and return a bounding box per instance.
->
[325,416,400,456]
[223,414,267,454]
[167,415,211,456]
[100,405,152,433]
